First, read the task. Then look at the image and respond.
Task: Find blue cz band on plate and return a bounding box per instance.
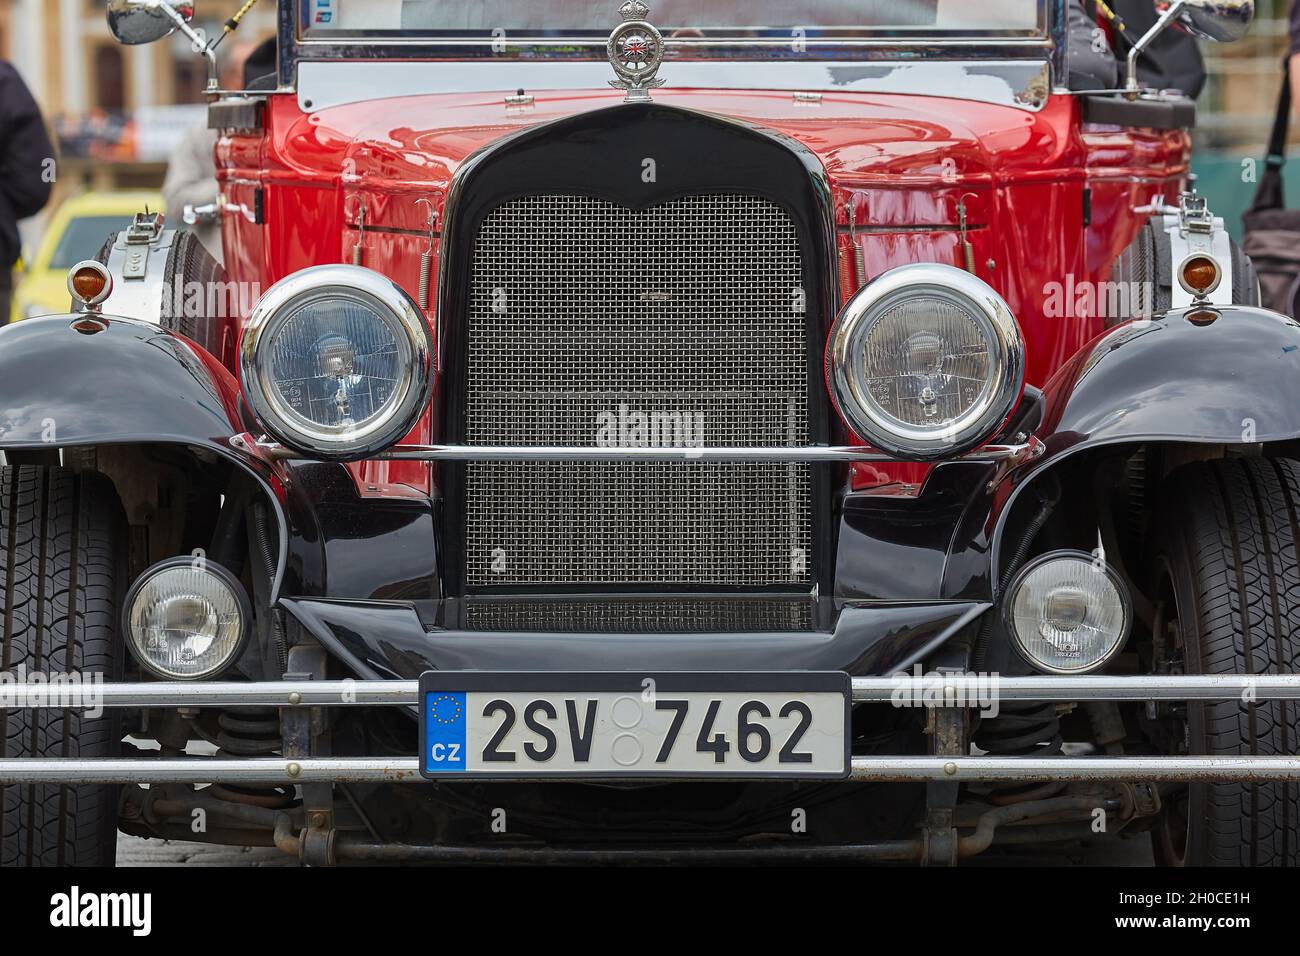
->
[424,691,467,772]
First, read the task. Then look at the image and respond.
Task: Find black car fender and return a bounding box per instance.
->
[0,313,310,600]
[987,304,1300,584]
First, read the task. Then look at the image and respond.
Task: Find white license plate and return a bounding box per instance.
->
[418,672,850,779]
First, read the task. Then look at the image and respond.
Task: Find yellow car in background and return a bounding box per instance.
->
[10,190,161,323]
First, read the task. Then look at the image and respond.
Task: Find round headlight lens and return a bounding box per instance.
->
[265,293,407,433]
[862,295,994,429]
[828,264,1024,459]
[241,266,433,460]
[1004,550,1131,674]
[124,558,250,680]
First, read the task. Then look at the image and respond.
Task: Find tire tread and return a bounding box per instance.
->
[1158,457,1300,866]
[0,465,123,867]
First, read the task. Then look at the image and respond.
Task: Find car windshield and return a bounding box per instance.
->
[47,215,127,269]
[300,0,1044,38]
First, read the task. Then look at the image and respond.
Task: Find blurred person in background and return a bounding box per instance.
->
[162,39,275,265]
[0,59,56,327]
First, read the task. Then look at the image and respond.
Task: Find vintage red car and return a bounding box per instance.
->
[1,0,1296,867]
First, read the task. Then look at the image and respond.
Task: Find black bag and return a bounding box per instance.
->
[1243,71,1300,317]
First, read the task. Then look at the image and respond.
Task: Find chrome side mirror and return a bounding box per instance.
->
[1124,0,1253,95]
[107,1,196,46]
[1178,0,1254,43]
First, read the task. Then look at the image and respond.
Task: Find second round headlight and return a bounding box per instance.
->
[1003,550,1132,674]
[240,265,434,460]
[123,557,250,680]
[827,263,1025,459]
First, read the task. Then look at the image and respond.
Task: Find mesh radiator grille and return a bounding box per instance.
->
[463,193,811,587]
[464,598,814,634]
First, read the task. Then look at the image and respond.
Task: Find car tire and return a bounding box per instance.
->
[1106,218,1259,329]
[1148,456,1300,866]
[0,465,126,867]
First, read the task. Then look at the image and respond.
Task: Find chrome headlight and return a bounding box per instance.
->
[240,265,434,460]
[1004,550,1132,674]
[827,263,1025,459]
[123,558,250,681]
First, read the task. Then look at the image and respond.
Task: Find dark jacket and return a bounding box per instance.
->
[0,61,55,270]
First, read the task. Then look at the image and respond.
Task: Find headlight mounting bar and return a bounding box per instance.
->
[235,433,1046,465]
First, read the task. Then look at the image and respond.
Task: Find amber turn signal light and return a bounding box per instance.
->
[1177,254,1221,298]
[66,260,112,308]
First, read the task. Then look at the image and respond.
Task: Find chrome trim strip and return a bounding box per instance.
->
[294,60,1052,113]
[293,38,1054,52]
[4,755,1300,784]
[242,437,1043,464]
[5,674,1299,709]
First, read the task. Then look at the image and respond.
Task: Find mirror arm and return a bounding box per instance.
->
[1124,0,1187,97]
[155,2,219,89]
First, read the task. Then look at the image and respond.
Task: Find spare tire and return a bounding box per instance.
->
[1107,217,1258,328]
[94,229,233,366]
[159,230,232,365]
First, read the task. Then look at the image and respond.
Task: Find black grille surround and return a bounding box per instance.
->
[436,103,840,625]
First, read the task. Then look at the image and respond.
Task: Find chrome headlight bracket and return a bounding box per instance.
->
[240,265,434,461]
[827,263,1025,460]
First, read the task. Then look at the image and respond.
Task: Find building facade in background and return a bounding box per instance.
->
[0,0,276,191]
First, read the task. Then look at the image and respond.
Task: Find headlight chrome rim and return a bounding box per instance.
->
[122,557,251,682]
[827,263,1025,459]
[1002,549,1132,676]
[240,265,434,461]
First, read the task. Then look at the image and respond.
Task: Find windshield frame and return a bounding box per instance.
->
[278,0,1066,91]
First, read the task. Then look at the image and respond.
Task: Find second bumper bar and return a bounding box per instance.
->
[3,755,1300,784]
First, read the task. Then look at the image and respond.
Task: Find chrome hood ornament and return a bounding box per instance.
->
[607,0,666,102]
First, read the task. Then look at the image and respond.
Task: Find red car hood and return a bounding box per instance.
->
[280,86,1072,223]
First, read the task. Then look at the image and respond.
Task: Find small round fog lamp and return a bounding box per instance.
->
[123,557,250,680]
[1003,549,1131,674]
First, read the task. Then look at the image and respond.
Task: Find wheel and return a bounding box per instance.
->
[1107,218,1259,329]
[0,465,127,866]
[1148,456,1300,866]
[95,229,232,365]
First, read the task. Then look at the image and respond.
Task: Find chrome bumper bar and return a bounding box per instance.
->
[4,674,1297,708]
[235,433,1045,465]
[3,675,1300,784]
[3,755,1300,785]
